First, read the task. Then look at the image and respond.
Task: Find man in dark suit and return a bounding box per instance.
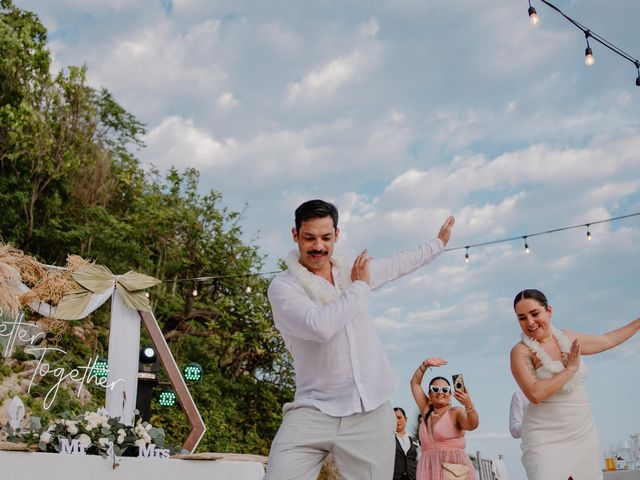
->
[393,407,418,480]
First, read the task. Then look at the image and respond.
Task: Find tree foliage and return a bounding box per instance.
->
[0,0,293,455]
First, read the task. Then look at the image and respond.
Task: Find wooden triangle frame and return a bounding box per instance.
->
[139,310,206,452]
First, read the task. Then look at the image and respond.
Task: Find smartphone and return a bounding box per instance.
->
[452,373,466,393]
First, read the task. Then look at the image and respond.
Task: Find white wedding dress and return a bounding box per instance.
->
[521,329,603,480]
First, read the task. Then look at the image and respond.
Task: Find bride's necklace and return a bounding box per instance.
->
[521,326,578,392]
[520,326,571,374]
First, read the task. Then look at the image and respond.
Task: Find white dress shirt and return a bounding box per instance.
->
[395,432,412,454]
[509,390,529,439]
[268,239,444,417]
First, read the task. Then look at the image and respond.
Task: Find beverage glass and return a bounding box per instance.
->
[604,452,616,471]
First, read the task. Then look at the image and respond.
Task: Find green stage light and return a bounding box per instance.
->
[158,388,177,407]
[183,362,203,382]
[93,357,109,378]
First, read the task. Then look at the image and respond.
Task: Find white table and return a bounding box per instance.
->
[0,450,265,480]
[604,470,640,480]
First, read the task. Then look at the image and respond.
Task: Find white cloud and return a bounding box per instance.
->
[217,92,238,112]
[285,51,371,103]
[143,116,232,170]
[285,19,380,104]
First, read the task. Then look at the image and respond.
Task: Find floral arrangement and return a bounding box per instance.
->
[5,409,169,456]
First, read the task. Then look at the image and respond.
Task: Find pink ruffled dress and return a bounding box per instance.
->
[417,408,477,480]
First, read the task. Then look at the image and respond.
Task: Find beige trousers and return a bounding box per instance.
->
[264,400,396,480]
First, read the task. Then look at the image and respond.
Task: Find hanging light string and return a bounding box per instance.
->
[159,211,640,284]
[167,270,283,284]
[447,211,640,262]
[528,0,640,86]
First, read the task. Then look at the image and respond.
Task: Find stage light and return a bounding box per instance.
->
[183,362,203,382]
[92,357,109,379]
[158,388,177,407]
[140,346,157,364]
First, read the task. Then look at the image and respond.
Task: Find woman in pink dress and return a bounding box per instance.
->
[410,358,479,480]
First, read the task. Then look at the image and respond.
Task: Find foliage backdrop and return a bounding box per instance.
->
[0,0,294,455]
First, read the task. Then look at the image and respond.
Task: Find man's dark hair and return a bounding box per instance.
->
[294,199,339,231]
[393,407,407,418]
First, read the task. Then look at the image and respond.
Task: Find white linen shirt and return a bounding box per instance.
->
[509,390,529,439]
[268,238,444,417]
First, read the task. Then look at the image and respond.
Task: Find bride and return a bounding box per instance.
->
[510,289,640,480]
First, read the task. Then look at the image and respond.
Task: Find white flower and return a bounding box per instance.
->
[117,433,126,445]
[135,438,146,448]
[78,434,91,446]
[40,432,52,444]
[65,421,79,435]
[98,437,110,447]
[142,432,151,444]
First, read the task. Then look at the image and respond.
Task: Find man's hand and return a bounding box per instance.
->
[437,216,455,247]
[351,249,372,284]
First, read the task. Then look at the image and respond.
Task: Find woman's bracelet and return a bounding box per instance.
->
[465,407,475,414]
[420,362,429,373]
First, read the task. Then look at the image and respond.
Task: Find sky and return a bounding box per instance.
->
[13,0,640,478]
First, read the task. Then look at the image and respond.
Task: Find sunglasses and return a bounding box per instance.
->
[429,385,452,394]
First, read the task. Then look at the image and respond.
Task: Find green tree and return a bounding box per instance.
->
[0,0,294,456]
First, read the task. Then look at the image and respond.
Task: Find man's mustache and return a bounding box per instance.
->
[307,250,328,256]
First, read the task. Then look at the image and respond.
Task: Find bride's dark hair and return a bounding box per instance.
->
[514,289,549,310]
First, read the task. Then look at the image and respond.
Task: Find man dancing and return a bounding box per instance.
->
[265,199,454,480]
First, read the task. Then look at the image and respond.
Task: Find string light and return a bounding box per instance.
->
[446,211,640,263]
[192,281,198,297]
[146,212,640,275]
[245,286,252,294]
[527,0,539,26]
[584,32,595,66]
[528,0,640,85]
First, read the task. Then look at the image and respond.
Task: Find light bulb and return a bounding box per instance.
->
[192,288,198,297]
[528,6,539,25]
[587,230,592,240]
[464,252,469,264]
[584,47,595,66]
[245,286,252,294]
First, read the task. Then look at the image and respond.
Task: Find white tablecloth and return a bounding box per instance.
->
[604,471,640,480]
[0,450,265,480]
